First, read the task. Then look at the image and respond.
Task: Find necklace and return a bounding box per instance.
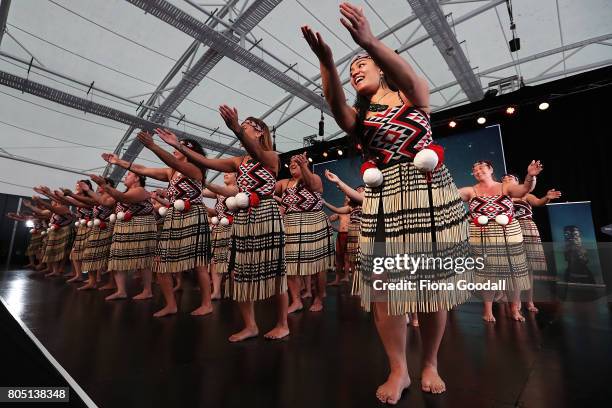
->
[368,90,393,112]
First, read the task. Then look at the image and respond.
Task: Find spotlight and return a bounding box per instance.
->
[284,163,289,168]
[356,143,362,151]
[477,116,486,125]
[25,219,34,228]
[322,151,328,158]
[308,157,313,163]
[538,102,550,111]
[337,149,343,156]
[505,106,516,115]
[448,120,457,128]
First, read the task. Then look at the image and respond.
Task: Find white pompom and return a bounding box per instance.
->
[93,218,101,226]
[117,211,125,221]
[50,225,57,231]
[30,228,35,234]
[413,149,439,172]
[211,216,219,225]
[495,214,509,226]
[235,192,249,209]
[477,215,489,226]
[109,213,117,223]
[74,221,80,227]
[87,220,93,228]
[41,231,46,236]
[173,199,185,211]
[79,219,86,226]
[220,217,230,226]
[158,206,168,216]
[363,167,383,187]
[226,196,237,211]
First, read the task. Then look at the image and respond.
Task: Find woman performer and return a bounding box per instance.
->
[155,108,288,341]
[324,196,351,285]
[102,132,212,317]
[458,160,543,322]
[91,173,157,301]
[74,178,116,291]
[501,174,561,313]
[277,153,334,313]
[6,212,42,269]
[204,173,239,300]
[302,4,471,402]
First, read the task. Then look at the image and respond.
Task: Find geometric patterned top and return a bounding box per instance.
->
[349,205,362,222]
[116,198,154,216]
[237,157,276,198]
[468,194,514,220]
[77,206,93,219]
[280,181,323,213]
[513,198,533,220]
[364,105,432,165]
[93,204,115,221]
[166,172,203,205]
[214,195,233,218]
[50,212,74,227]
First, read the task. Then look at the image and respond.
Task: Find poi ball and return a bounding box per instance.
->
[87,220,93,228]
[363,167,383,187]
[50,224,58,230]
[80,219,86,226]
[158,206,168,217]
[93,219,101,227]
[109,213,117,223]
[477,215,489,226]
[174,199,185,211]
[220,217,230,226]
[74,221,80,227]
[41,231,46,236]
[117,211,125,221]
[413,149,439,172]
[226,196,238,211]
[495,214,509,226]
[235,192,249,209]
[211,216,219,225]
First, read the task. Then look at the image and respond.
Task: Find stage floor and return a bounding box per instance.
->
[0,268,610,408]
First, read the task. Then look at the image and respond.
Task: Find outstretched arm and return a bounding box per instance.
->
[137,131,203,181]
[293,153,323,192]
[526,189,562,207]
[205,182,239,197]
[324,169,363,203]
[101,152,170,182]
[323,200,351,214]
[506,161,543,198]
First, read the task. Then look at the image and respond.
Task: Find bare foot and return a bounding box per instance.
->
[482,313,496,323]
[264,325,290,340]
[45,272,60,278]
[25,263,34,269]
[309,298,323,312]
[340,276,350,283]
[153,305,178,318]
[190,305,213,316]
[287,302,303,314]
[376,371,411,404]
[421,365,445,394]
[172,285,183,292]
[132,291,153,300]
[229,326,259,342]
[211,292,221,301]
[77,282,96,291]
[510,309,526,322]
[97,283,115,291]
[66,276,82,283]
[105,291,127,301]
[527,302,539,313]
[301,291,312,299]
[410,319,419,327]
[327,279,340,287]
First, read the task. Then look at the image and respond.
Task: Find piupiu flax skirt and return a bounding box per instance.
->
[25,233,43,257]
[354,162,472,315]
[212,224,232,273]
[41,226,73,264]
[154,203,210,274]
[284,210,335,276]
[347,221,360,265]
[228,197,287,301]
[108,215,157,272]
[469,219,530,291]
[518,218,547,273]
[70,224,90,261]
[39,233,49,260]
[81,224,114,271]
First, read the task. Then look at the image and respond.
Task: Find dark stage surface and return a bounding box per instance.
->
[1,269,611,408]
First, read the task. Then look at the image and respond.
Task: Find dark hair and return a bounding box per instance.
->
[78,179,93,190]
[472,160,494,169]
[103,177,116,188]
[180,139,207,180]
[502,173,519,182]
[138,175,146,188]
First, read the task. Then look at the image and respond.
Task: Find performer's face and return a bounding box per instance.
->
[350,58,381,96]
[501,175,518,185]
[472,163,493,181]
[173,148,186,160]
[75,182,82,194]
[123,172,137,187]
[241,121,263,144]
[223,172,236,185]
[289,161,301,178]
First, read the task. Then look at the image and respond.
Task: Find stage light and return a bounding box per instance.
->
[538,102,550,110]
[308,157,313,163]
[25,220,34,228]
[356,143,362,151]
[337,149,343,156]
[284,163,289,168]
[449,120,457,128]
[505,106,516,115]
[477,116,486,125]
[322,151,328,158]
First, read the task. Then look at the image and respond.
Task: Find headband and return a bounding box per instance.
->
[179,139,195,149]
[350,53,372,67]
[242,119,264,134]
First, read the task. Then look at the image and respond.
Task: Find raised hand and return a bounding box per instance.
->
[54,190,64,197]
[546,189,562,200]
[325,169,340,183]
[61,188,72,196]
[137,130,155,148]
[219,105,241,134]
[101,153,119,165]
[78,181,91,192]
[301,25,333,63]
[527,160,544,177]
[89,174,106,186]
[293,152,308,167]
[339,3,376,48]
[155,128,179,147]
